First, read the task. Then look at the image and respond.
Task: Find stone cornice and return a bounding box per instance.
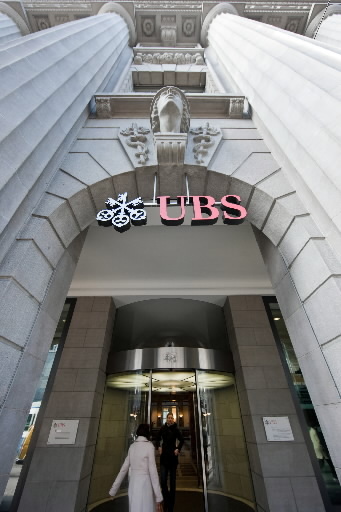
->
[16,0,325,37]
[94,93,247,119]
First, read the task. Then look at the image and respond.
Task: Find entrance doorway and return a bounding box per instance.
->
[150,370,203,508]
[87,356,255,512]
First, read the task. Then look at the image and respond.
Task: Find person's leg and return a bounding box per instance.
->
[160,463,170,510]
[168,462,177,512]
[324,457,338,479]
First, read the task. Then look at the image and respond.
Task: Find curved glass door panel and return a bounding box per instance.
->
[88,371,151,510]
[196,371,255,512]
[150,371,204,503]
[88,369,255,512]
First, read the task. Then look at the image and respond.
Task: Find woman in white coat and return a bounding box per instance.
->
[109,424,163,512]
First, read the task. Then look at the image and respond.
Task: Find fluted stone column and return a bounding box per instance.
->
[0,12,133,263]
[0,3,30,46]
[0,12,132,502]
[203,7,341,484]
[203,8,341,253]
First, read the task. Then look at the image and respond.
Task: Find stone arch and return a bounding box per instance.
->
[0,2,30,36]
[1,155,341,496]
[201,2,239,47]
[97,2,136,46]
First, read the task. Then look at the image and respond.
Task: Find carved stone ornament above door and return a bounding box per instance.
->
[150,86,190,165]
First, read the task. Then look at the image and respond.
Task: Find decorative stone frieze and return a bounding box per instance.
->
[182,17,196,37]
[55,14,70,25]
[161,25,176,46]
[160,14,176,45]
[142,16,155,36]
[133,51,204,65]
[33,14,50,30]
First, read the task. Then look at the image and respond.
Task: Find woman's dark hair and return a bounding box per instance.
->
[136,424,150,439]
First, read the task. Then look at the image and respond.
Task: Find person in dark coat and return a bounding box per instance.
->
[155,413,184,512]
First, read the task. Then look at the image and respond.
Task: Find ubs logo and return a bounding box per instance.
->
[97,193,247,232]
[96,192,146,232]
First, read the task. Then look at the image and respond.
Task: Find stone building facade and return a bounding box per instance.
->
[0,1,341,511]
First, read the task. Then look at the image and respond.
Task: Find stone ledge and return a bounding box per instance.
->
[95,93,248,119]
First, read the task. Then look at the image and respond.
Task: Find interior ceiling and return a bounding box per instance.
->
[106,371,235,393]
[68,218,273,306]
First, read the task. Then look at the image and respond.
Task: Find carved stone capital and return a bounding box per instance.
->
[154,133,188,165]
[306,4,341,38]
[97,2,136,46]
[0,2,30,35]
[201,2,238,47]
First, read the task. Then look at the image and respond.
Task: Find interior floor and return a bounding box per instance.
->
[91,491,254,512]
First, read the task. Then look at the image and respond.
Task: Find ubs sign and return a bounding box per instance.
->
[96,192,247,233]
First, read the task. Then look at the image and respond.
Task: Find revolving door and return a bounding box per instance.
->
[87,348,255,512]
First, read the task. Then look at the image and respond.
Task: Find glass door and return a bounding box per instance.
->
[196,370,255,512]
[150,370,205,512]
[87,370,151,510]
[88,369,255,512]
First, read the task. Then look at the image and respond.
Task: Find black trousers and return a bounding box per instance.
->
[160,457,177,512]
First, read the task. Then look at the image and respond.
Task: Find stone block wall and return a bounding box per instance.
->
[17,297,115,512]
[224,295,325,512]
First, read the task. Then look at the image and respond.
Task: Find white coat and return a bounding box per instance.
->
[109,436,163,512]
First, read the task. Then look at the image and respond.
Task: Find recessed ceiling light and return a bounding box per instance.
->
[274,317,280,321]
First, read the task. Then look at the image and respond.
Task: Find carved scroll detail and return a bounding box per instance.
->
[120,123,150,165]
[190,123,220,164]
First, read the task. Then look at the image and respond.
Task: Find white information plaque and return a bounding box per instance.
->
[263,416,294,441]
[47,419,79,445]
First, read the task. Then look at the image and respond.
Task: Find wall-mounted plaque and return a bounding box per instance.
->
[47,419,79,445]
[263,416,294,441]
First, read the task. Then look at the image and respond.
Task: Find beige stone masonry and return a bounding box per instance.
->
[18,297,116,512]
